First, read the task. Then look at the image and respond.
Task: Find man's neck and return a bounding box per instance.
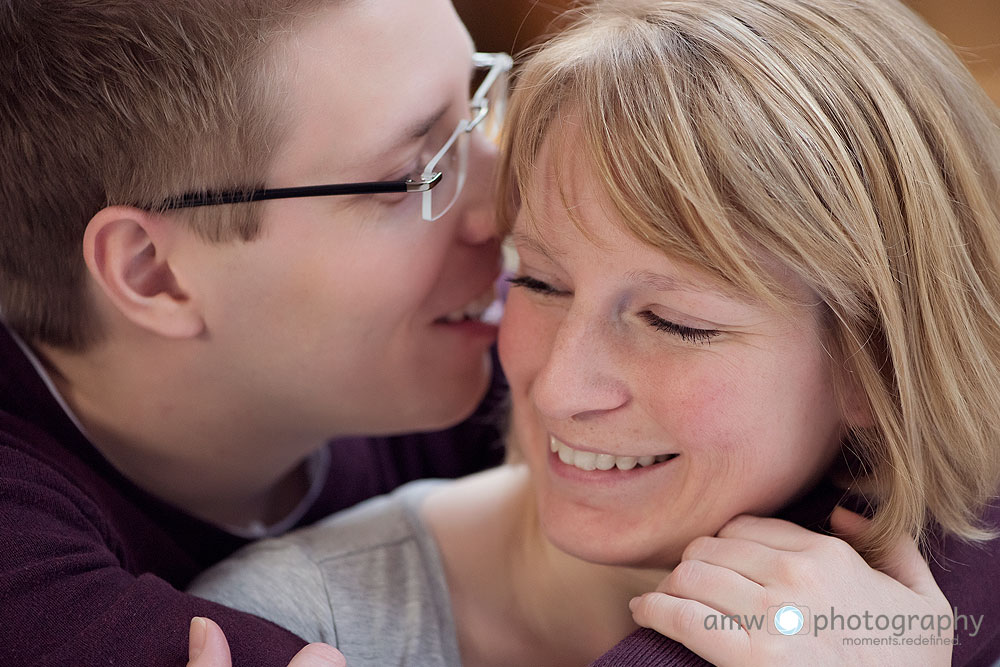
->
[33,337,323,529]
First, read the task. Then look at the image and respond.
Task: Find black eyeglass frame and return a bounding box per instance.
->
[154,52,513,218]
[157,172,443,209]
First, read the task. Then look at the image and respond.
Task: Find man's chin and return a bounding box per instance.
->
[419,357,495,431]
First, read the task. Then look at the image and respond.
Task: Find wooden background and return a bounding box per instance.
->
[453,0,1000,105]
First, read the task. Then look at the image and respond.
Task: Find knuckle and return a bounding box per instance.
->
[718,516,749,537]
[674,598,703,636]
[682,535,716,561]
[720,514,760,535]
[775,552,813,586]
[816,535,862,572]
[665,560,704,595]
[819,533,856,557]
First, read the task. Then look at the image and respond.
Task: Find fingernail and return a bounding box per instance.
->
[189,617,207,661]
[629,596,641,612]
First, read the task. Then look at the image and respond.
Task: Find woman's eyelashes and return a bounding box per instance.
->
[507,274,564,296]
[507,274,721,344]
[638,311,720,345]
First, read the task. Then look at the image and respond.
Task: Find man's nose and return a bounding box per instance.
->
[453,130,500,246]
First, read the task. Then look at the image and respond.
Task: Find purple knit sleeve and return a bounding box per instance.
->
[590,629,711,667]
[0,440,309,667]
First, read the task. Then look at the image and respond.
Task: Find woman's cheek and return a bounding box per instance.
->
[644,356,745,445]
[498,292,557,391]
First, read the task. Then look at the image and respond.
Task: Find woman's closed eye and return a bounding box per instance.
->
[508,274,721,344]
[507,274,564,296]
[638,311,720,345]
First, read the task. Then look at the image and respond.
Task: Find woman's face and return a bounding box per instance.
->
[498,138,847,568]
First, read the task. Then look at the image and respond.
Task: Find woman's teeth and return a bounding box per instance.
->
[549,436,676,472]
[441,288,500,324]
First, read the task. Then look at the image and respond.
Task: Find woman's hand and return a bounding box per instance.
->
[629,507,954,666]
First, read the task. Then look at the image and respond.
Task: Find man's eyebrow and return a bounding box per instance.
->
[374,102,451,160]
[404,103,450,143]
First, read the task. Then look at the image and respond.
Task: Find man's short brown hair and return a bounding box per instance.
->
[0,0,327,348]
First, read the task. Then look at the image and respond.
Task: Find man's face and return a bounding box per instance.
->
[188,0,501,439]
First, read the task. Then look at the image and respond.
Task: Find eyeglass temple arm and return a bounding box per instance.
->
[157,172,442,210]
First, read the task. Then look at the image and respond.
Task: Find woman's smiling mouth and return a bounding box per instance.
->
[549,435,678,472]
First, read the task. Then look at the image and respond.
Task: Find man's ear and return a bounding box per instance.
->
[82,206,205,339]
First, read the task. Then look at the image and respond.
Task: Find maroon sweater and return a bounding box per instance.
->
[0,323,505,666]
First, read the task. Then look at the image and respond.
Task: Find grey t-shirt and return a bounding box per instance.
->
[189,480,461,667]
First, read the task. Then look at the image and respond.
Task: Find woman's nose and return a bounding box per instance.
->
[530,310,631,422]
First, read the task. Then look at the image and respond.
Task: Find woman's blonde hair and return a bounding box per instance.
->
[498,0,1000,564]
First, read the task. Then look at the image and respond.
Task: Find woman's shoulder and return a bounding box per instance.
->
[190,479,462,666]
[292,478,447,560]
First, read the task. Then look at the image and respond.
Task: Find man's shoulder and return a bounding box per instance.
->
[0,410,97,500]
[0,403,243,584]
[0,323,99,486]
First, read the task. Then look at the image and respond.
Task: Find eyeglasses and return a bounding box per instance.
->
[155,52,512,221]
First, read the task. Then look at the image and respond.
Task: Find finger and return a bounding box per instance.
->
[187,617,232,667]
[717,514,819,551]
[680,535,785,586]
[660,558,767,618]
[288,643,347,667]
[826,505,872,550]
[630,592,749,666]
[829,506,935,594]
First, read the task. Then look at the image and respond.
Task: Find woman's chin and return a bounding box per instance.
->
[538,510,685,569]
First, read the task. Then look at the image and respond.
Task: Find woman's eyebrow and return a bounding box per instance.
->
[625,269,742,301]
[511,230,566,260]
[514,228,748,302]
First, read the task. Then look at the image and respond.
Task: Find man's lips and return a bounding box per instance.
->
[434,283,501,325]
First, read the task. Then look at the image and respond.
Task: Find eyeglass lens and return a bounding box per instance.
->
[425,130,469,221]
[424,62,509,221]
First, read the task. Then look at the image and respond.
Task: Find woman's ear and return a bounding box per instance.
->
[82,206,205,339]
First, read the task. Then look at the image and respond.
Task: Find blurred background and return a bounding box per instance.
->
[454,0,1000,105]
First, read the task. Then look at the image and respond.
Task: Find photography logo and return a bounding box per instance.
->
[771,604,808,636]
